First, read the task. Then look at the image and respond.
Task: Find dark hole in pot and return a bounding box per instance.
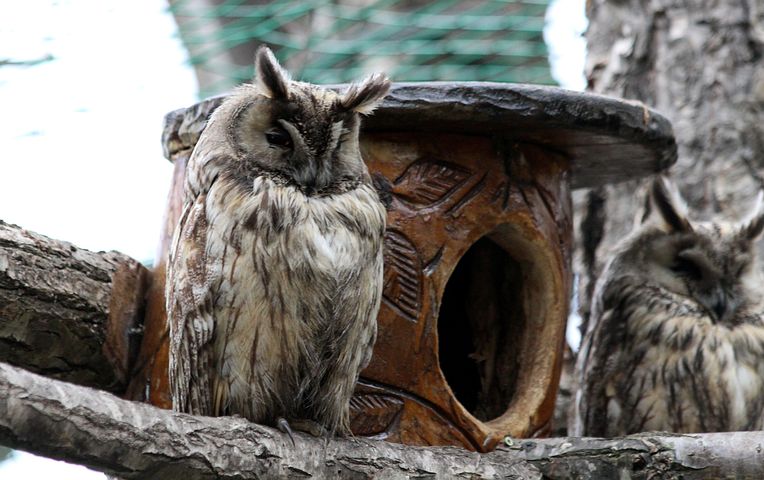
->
[438,236,525,421]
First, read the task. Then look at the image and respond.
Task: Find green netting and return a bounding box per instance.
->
[170,0,554,98]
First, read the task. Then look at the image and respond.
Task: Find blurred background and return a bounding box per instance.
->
[0,0,585,477]
[174,0,557,97]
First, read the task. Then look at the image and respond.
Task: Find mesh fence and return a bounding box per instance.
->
[170,0,554,98]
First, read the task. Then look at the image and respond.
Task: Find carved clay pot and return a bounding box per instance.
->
[128,83,676,452]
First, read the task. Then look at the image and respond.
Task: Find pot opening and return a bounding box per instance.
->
[437,235,526,422]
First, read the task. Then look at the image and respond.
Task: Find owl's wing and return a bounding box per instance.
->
[167,192,219,416]
[358,249,384,373]
[572,276,629,436]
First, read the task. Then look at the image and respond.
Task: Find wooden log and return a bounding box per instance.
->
[0,220,149,392]
[0,361,538,479]
[513,433,764,479]
[2,360,763,479]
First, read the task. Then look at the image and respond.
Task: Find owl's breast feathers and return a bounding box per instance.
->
[168,172,385,433]
[578,276,764,436]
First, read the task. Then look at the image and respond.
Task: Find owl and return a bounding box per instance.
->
[571,177,764,436]
[166,46,390,439]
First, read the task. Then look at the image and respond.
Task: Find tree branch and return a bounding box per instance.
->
[2,360,764,479]
[0,361,537,479]
[0,220,149,392]
[514,432,764,478]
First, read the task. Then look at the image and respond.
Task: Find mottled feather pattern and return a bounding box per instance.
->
[167,46,389,436]
[572,177,764,436]
[576,276,764,436]
[201,174,384,431]
[168,194,218,416]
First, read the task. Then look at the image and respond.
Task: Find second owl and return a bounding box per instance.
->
[572,177,764,436]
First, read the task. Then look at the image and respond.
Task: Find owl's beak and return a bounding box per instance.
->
[291,151,331,192]
[280,121,332,193]
[703,286,738,324]
[290,147,315,184]
[711,296,727,322]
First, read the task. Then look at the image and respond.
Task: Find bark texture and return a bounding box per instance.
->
[0,220,149,392]
[3,360,764,479]
[0,362,537,479]
[575,0,764,343]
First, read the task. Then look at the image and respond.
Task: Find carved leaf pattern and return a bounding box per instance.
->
[383,230,422,322]
[349,393,404,436]
[393,160,472,208]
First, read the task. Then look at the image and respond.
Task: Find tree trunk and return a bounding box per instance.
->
[575,0,764,337]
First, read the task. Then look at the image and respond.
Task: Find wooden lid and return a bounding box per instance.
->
[162,82,677,189]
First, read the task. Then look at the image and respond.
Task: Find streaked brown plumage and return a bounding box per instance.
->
[167,46,389,437]
[572,177,764,436]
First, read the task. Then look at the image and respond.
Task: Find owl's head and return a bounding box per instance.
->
[201,46,390,195]
[614,177,764,324]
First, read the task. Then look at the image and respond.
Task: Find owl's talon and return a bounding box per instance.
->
[290,418,329,438]
[277,417,296,447]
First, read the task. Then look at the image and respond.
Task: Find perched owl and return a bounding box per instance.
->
[571,177,764,436]
[167,46,390,439]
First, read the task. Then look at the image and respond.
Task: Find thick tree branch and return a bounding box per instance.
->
[2,361,764,479]
[515,433,764,479]
[0,220,149,392]
[0,362,537,479]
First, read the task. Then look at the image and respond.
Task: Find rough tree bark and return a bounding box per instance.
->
[0,361,538,479]
[0,220,148,392]
[576,0,764,332]
[3,361,764,479]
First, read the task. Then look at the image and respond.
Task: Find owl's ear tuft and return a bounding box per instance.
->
[255,46,290,100]
[737,191,764,241]
[340,73,391,115]
[643,176,693,233]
